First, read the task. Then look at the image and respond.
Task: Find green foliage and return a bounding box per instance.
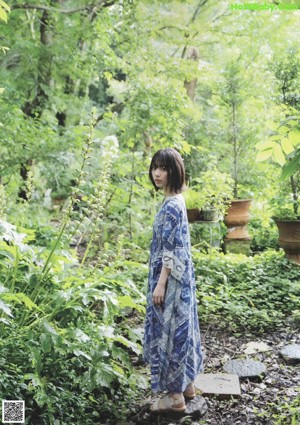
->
[0,0,9,23]
[0,219,147,424]
[249,217,279,252]
[2,1,300,422]
[193,168,234,217]
[257,393,300,424]
[183,188,202,209]
[194,250,300,332]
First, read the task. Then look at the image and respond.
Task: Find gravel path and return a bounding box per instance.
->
[129,324,300,425]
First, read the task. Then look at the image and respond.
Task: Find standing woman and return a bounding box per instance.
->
[144,148,203,413]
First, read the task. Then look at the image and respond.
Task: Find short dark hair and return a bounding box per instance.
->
[149,148,186,193]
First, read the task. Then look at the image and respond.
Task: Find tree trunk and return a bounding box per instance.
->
[184,47,199,101]
[19,9,54,200]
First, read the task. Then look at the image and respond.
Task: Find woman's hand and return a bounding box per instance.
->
[152,266,171,305]
[152,281,166,305]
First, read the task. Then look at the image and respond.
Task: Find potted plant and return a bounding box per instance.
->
[183,188,202,222]
[256,48,300,262]
[193,168,234,222]
[269,191,300,264]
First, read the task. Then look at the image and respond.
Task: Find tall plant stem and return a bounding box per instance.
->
[128,147,136,242]
[36,118,95,295]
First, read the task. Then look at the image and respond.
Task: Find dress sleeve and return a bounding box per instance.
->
[162,201,185,281]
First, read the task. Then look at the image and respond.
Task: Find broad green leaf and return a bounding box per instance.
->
[287,130,300,146]
[98,325,115,338]
[277,126,290,135]
[74,329,90,343]
[0,8,7,22]
[43,321,59,335]
[3,293,41,311]
[272,144,286,165]
[112,362,125,377]
[117,295,145,313]
[268,135,280,142]
[281,138,295,155]
[94,363,115,387]
[281,152,300,180]
[114,335,141,354]
[73,349,92,360]
[265,120,278,131]
[256,150,273,161]
[15,293,41,311]
[0,299,13,316]
[0,245,16,261]
[0,0,10,12]
[257,140,275,151]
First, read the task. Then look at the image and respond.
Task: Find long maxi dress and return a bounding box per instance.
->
[144,194,203,393]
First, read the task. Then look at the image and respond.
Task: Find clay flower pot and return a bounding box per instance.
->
[224,199,252,240]
[186,208,200,223]
[274,219,300,264]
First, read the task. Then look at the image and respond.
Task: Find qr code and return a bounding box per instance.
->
[2,400,25,423]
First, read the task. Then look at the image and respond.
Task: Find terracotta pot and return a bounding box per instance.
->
[224,199,252,240]
[186,208,200,222]
[275,219,300,264]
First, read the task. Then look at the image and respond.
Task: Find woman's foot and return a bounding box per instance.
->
[183,382,196,399]
[150,393,186,413]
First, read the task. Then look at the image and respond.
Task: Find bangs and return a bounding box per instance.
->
[151,151,170,169]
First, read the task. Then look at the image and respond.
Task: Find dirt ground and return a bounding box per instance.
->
[129,324,300,425]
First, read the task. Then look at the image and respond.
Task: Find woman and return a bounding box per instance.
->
[143,148,203,413]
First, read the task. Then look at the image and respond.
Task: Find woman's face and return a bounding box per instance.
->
[151,165,168,191]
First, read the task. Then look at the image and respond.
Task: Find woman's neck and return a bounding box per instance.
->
[164,189,178,197]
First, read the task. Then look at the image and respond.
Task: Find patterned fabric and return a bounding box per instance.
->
[143,194,203,393]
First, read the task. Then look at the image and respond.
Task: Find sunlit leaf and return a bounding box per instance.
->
[281,138,295,155]
[0,299,13,316]
[265,120,278,131]
[287,130,300,146]
[272,144,286,165]
[117,295,145,313]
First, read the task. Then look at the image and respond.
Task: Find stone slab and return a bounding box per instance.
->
[223,359,267,378]
[279,344,300,364]
[242,341,272,355]
[194,373,241,398]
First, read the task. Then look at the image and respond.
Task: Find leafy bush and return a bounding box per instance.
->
[249,217,279,252]
[194,249,300,332]
[0,220,147,424]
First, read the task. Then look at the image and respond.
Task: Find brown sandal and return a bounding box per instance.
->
[150,393,186,413]
[183,382,196,399]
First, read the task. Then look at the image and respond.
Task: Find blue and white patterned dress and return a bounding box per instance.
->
[143,194,203,393]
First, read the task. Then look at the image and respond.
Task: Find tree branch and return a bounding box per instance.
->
[11,0,116,14]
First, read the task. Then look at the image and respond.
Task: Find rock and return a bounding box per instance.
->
[147,395,207,420]
[242,341,271,355]
[279,344,300,364]
[223,359,267,378]
[194,373,241,398]
[184,395,208,419]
